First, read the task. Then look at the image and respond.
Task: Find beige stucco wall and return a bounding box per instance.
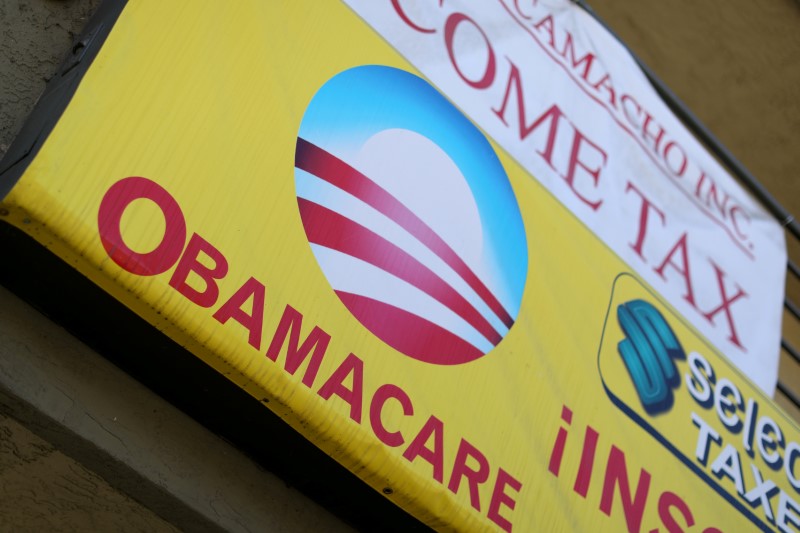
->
[0,0,100,159]
[591,0,800,217]
[0,413,179,532]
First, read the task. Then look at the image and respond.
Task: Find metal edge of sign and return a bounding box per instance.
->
[0,2,430,531]
[0,0,127,199]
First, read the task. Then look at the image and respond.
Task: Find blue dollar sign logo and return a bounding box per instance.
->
[617,300,686,415]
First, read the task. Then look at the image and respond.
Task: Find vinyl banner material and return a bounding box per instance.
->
[0,1,792,531]
[347,0,787,395]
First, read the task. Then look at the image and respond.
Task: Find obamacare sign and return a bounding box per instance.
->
[0,1,789,531]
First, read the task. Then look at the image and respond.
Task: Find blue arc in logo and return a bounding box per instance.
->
[294,66,528,364]
[617,299,686,414]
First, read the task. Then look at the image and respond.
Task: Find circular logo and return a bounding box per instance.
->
[294,66,527,365]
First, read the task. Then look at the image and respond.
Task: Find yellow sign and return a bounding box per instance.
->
[1,2,797,531]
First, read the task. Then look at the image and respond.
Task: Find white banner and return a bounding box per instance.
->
[345,0,786,394]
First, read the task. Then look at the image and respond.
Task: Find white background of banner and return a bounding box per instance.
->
[345,0,786,393]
